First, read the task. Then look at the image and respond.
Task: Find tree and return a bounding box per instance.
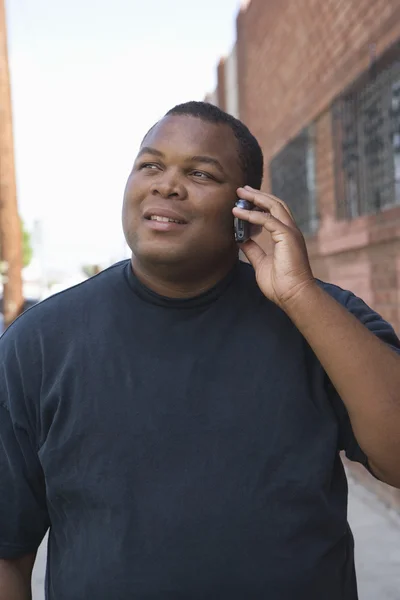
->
[21,219,33,268]
[81,264,102,278]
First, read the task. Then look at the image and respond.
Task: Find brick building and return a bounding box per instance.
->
[0,0,23,326]
[207,0,400,336]
[207,0,400,509]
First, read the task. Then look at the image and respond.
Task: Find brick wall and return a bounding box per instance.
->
[204,89,219,106]
[235,0,400,335]
[231,0,400,508]
[237,0,400,163]
[0,0,23,325]
[224,45,239,118]
[217,58,227,112]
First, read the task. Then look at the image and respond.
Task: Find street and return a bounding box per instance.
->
[32,475,400,600]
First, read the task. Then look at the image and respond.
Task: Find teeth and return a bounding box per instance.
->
[150,215,183,224]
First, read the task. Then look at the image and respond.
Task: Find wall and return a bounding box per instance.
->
[224,44,239,118]
[204,89,219,106]
[204,46,239,119]
[235,0,400,334]
[0,0,23,325]
[237,0,400,161]
[217,58,227,111]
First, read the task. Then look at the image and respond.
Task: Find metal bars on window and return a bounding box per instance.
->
[270,126,318,235]
[332,47,400,219]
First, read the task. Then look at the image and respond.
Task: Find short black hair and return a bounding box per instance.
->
[165,101,264,189]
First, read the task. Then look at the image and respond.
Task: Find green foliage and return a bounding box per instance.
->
[21,220,33,268]
[81,264,101,278]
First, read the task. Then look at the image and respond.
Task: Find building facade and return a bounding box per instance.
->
[0,0,23,326]
[207,0,400,336]
[207,0,400,508]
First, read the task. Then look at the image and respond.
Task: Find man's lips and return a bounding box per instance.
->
[142,207,189,224]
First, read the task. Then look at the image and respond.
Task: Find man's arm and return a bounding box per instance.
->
[232,186,400,488]
[285,283,400,488]
[0,553,36,600]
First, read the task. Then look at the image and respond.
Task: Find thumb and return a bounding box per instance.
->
[239,239,265,269]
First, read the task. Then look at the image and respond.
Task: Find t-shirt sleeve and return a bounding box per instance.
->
[325,287,400,466]
[0,329,49,559]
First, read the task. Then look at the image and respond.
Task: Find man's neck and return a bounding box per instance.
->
[131,255,238,299]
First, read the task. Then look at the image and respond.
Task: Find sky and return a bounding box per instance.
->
[6,0,242,277]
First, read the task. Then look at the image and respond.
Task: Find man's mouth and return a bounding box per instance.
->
[148,215,186,225]
[142,210,189,232]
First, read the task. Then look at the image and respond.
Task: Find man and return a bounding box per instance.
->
[0,101,399,600]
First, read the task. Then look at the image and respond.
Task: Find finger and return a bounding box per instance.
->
[233,205,290,233]
[242,186,295,220]
[239,239,266,270]
[237,187,295,227]
[250,224,263,238]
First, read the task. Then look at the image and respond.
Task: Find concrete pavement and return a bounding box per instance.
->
[32,535,46,600]
[32,475,400,600]
[347,471,400,599]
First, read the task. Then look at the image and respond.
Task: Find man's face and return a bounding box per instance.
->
[122,115,244,269]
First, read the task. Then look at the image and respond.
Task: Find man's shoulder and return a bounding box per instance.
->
[1,260,129,344]
[30,259,128,312]
[316,279,353,306]
[316,279,400,344]
[238,263,367,313]
[316,278,380,315]
[238,264,359,308]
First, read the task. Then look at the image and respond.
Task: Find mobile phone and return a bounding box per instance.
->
[234,199,253,243]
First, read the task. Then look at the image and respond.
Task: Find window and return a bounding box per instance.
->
[332,45,400,219]
[270,126,318,235]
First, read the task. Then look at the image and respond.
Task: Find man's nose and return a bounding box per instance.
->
[150,170,187,200]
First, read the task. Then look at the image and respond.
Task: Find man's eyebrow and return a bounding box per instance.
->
[189,155,226,174]
[137,146,164,159]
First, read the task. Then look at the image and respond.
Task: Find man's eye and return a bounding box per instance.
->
[140,163,160,171]
[192,171,211,180]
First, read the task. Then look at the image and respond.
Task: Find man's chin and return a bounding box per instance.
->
[132,241,190,267]
[129,231,237,271]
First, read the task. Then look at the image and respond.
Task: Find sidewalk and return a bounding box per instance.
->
[32,475,400,600]
[347,471,400,599]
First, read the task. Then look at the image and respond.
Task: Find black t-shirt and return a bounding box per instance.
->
[1,260,399,599]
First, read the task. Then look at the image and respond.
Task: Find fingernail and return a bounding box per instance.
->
[244,185,252,190]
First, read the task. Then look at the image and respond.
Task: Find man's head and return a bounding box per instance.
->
[122,101,263,278]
